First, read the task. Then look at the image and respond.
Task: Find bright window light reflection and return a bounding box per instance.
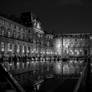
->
[54,62,62,74]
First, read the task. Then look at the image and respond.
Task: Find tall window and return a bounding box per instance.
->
[8,43,12,51]
[17,44,20,53]
[14,44,17,54]
[22,45,24,54]
[13,30,16,38]
[7,28,11,37]
[20,29,23,40]
[0,26,5,36]
[1,42,5,52]
[27,46,29,53]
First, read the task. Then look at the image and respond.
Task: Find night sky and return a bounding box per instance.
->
[0,0,92,34]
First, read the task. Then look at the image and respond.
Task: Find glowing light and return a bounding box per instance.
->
[22,46,24,53]
[17,62,20,69]
[55,39,62,55]
[27,61,30,64]
[9,63,12,66]
[1,42,4,51]
[75,49,80,56]
[17,45,20,53]
[27,47,29,53]
[69,49,74,55]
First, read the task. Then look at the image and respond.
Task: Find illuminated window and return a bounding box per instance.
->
[41,48,45,55]
[17,45,20,53]
[32,48,36,54]
[1,42,5,52]
[46,49,50,55]
[69,49,74,55]
[55,39,62,55]
[63,38,70,48]
[13,31,16,38]
[7,28,11,37]
[0,26,5,36]
[22,46,24,53]
[75,49,80,56]
[12,44,14,53]
[27,46,29,53]
[8,43,12,51]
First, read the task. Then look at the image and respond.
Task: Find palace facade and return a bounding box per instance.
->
[0,15,55,58]
[0,14,91,79]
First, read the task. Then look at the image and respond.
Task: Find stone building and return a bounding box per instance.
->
[0,15,45,58]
